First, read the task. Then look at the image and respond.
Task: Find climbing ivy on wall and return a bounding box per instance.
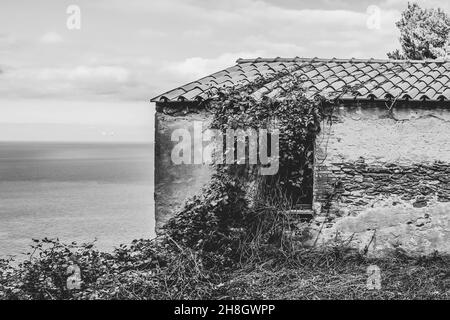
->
[207,73,326,204]
[164,71,355,266]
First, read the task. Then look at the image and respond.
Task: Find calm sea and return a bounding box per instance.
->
[0,142,155,258]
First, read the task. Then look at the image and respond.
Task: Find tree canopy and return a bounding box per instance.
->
[388,2,450,60]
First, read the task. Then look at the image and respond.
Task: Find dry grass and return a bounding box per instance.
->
[213,247,450,300]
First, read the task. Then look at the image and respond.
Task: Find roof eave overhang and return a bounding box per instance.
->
[153,97,449,104]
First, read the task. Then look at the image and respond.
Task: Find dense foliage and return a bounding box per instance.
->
[388,2,450,59]
[164,171,248,268]
[208,73,325,204]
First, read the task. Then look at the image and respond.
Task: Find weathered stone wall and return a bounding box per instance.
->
[155,103,213,232]
[313,103,450,254]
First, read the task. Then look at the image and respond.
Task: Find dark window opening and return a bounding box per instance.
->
[285,137,315,210]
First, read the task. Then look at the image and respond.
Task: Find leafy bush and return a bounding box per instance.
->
[0,238,223,300]
[164,171,248,268]
[0,238,108,299]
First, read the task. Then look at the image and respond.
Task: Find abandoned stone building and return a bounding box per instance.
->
[151,57,450,254]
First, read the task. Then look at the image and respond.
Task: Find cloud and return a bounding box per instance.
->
[164,51,263,79]
[65,66,130,83]
[119,0,399,59]
[0,64,140,100]
[383,0,450,13]
[33,65,132,89]
[0,33,17,46]
[160,39,304,90]
[39,32,63,44]
[137,29,166,38]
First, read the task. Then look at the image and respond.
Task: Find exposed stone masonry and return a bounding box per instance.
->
[330,160,450,215]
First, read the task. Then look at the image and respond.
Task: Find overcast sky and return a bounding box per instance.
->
[0,0,448,141]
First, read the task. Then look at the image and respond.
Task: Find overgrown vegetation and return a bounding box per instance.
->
[2,238,449,300]
[1,71,449,300]
[207,72,326,205]
[0,238,222,300]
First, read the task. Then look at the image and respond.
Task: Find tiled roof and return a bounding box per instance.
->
[151,57,450,103]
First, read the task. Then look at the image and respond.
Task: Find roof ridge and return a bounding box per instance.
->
[235,57,450,64]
